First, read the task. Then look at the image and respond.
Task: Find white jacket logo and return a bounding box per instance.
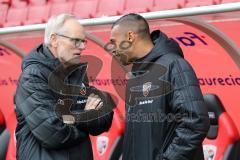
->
[96,136,109,156]
[143,82,152,97]
[80,83,86,95]
[203,145,217,160]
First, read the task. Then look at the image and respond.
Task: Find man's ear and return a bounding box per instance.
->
[50,34,58,48]
[128,31,135,42]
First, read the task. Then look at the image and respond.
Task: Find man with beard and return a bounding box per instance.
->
[109,13,210,160]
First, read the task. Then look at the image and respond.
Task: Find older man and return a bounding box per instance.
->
[14,14,114,160]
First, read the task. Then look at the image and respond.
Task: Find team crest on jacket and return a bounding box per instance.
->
[203,145,217,160]
[96,136,109,156]
[79,83,86,95]
[143,82,152,97]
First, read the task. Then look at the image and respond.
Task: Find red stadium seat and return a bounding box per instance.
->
[72,0,98,19]
[28,0,46,6]
[50,2,74,17]
[213,0,221,4]
[0,4,8,27]
[152,0,184,11]
[0,0,10,5]
[203,94,240,160]
[96,0,125,17]
[10,0,28,8]
[124,0,154,13]
[152,4,179,11]
[48,0,67,3]
[155,0,186,8]
[221,0,240,3]
[185,0,214,7]
[24,4,50,25]
[4,7,27,27]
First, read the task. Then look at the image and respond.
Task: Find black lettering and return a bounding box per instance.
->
[217,78,225,85]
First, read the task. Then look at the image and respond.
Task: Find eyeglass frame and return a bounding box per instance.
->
[55,33,87,48]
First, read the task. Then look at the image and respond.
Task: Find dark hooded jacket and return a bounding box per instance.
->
[14,44,113,160]
[122,30,210,160]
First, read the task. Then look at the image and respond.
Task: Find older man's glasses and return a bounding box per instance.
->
[56,33,87,48]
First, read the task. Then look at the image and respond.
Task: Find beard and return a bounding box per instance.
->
[114,51,133,66]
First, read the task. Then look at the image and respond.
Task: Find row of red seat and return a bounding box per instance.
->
[0,0,69,7]
[0,0,239,27]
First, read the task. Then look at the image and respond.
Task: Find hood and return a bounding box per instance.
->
[136,30,184,63]
[22,44,60,71]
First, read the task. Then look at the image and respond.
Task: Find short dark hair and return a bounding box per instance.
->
[112,13,150,39]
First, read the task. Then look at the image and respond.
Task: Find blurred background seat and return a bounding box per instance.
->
[96,0,125,17]
[124,0,154,13]
[48,0,67,3]
[221,0,240,3]
[152,0,185,11]
[49,1,73,17]
[24,4,50,25]
[10,0,28,8]
[28,0,47,6]
[72,0,98,19]
[4,7,27,27]
[0,4,8,27]
[185,0,215,7]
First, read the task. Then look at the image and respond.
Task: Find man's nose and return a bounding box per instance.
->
[77,42,86,50]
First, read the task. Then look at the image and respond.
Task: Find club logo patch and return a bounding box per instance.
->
[79,83,86,95]
[143,82,152,97]
[96,136,109,156]
[203,145,217,160]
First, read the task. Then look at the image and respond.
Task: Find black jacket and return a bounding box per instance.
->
[122,30,210,160]
[14,44,113,160]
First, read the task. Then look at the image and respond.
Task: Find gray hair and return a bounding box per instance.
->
[44,13,76,45]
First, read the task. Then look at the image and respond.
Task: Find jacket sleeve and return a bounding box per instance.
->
[84,90,114,136]
[85,111,114,136]
[163,58,210,160]
[15,67,88,149]
[74,74,114,136]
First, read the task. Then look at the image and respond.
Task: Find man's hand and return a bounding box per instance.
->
[84,93,103,110]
